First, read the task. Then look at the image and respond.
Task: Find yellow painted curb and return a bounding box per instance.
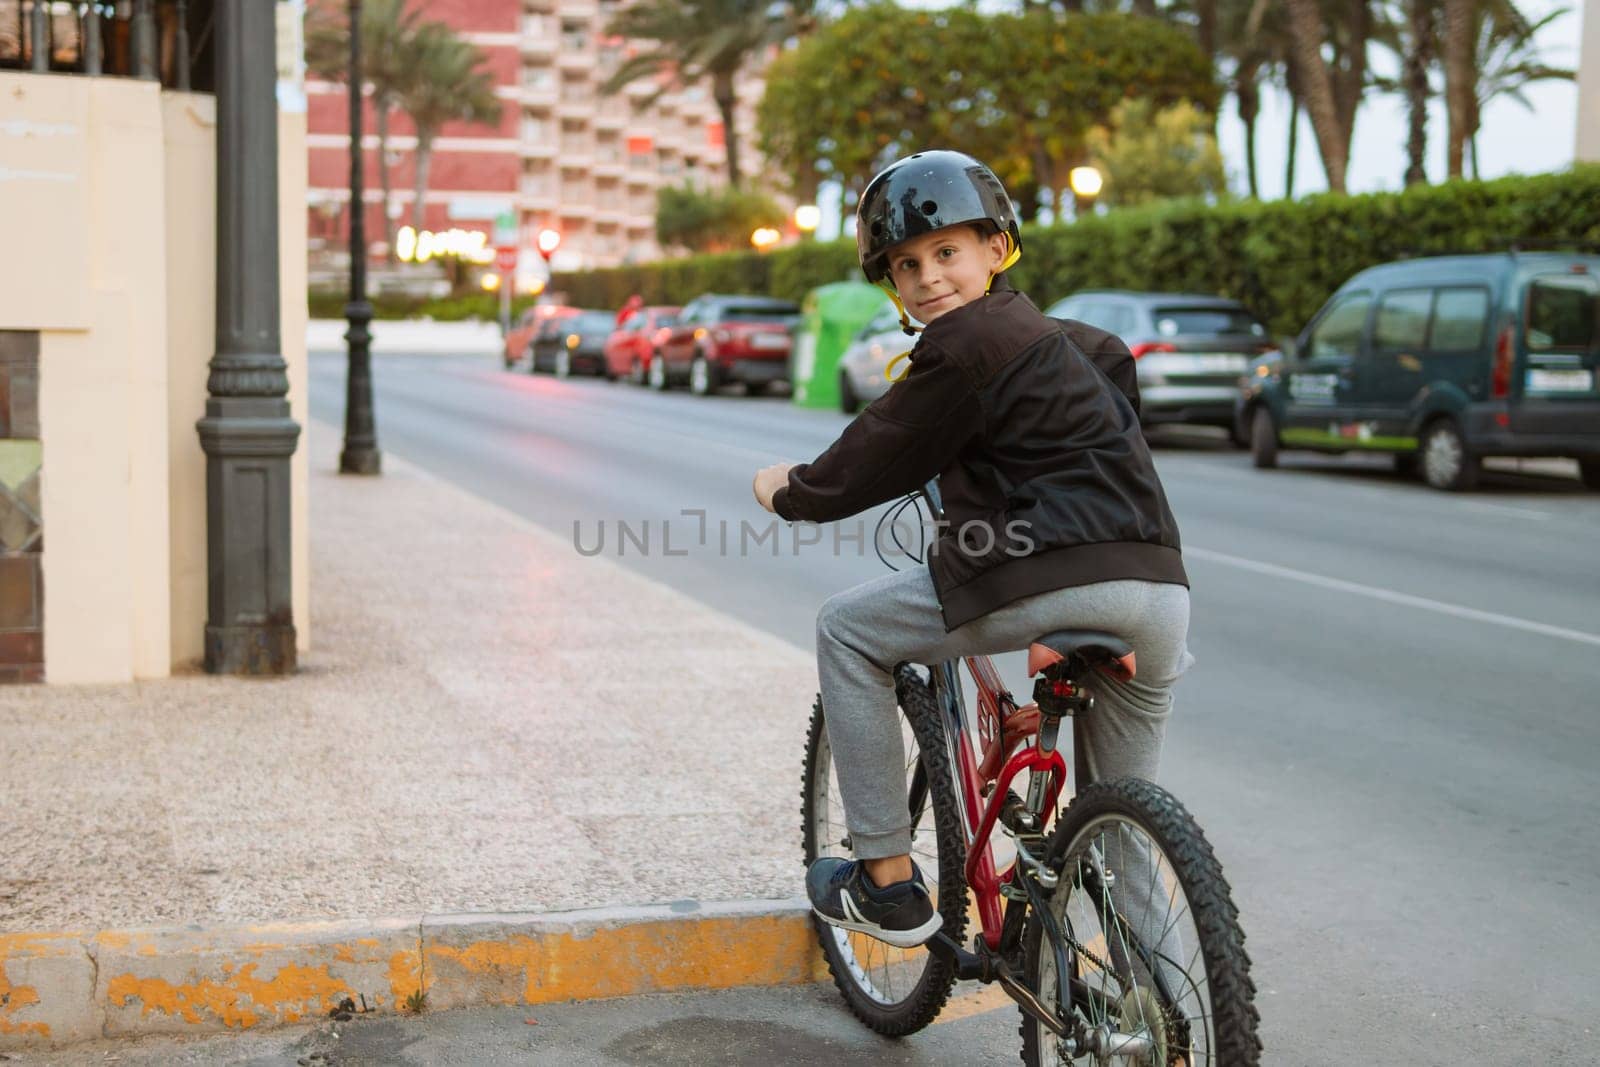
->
[0,900,824,1051]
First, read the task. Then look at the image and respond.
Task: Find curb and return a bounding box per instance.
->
[0,899,822,1051]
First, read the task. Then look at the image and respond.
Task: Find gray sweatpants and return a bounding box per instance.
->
[816,566,1194,860]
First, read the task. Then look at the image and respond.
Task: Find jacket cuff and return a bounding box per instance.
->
[772,485,797,522]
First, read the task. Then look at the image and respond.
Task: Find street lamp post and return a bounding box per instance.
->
[341,0,381,475]
[195,0,301,674]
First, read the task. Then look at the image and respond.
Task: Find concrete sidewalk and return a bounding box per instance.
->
[1,419,822,1048]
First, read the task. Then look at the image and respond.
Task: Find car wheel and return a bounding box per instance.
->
[1420,419,1480,491]
[1249,407,1278,469]
[745,380,769,397]
[839,371,860,415]
[527,344,540,373]
[689,355,720,397]
[555,348,572,379]
[648,353,669,390]
[1576,458,1600,491]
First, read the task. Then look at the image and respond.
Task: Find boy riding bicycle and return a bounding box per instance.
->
[752,150,1194,948]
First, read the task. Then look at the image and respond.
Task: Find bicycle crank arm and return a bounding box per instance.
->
[927,932,1071,1038]
[994,962,1071,1038]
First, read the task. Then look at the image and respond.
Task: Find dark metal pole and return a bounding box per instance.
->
[29,0,48,71]
[194,0,301,675]
[132,0,156,79]
[341,0,381,475]
[175,0,191,91]
[83,1,102,76]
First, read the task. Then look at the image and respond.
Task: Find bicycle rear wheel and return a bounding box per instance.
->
[1020,778,1260,1066]
[801,665,968,1036]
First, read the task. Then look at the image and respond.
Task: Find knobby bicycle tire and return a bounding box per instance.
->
[1020,777,1261,1066]
[800,664,969,1037]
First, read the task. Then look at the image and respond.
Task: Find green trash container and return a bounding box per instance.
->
[791,282,891,410]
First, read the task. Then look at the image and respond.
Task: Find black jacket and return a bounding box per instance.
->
[772,283,1186,631]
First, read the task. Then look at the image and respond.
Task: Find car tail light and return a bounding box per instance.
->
[1128,342,1178,360]
[1490,323,1514,398]
[653,327,670,345]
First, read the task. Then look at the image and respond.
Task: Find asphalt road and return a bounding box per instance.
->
[298,350,1600,1065]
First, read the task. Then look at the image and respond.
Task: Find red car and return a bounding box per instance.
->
[503,304,579,368]
[603,305,681,385]
[650,294,801,396]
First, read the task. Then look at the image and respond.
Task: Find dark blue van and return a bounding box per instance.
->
[1239,252,1600,490]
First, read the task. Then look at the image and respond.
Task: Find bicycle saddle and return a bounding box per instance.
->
[1026,630,1136,682]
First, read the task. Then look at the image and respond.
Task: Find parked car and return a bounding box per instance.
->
[504,305,577,369]
[1240,251,1600,491]
[837,300,912,413]
[531,309,615,377]
[1045,291,1276,441]
[604,305,680,385]
[651,294,802,396]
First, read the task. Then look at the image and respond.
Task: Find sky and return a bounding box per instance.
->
[811,0,1584,238]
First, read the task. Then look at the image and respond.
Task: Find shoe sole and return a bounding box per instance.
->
[810,907,944,949]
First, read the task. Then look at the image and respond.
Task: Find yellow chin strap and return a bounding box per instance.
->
[881,232,1021,384]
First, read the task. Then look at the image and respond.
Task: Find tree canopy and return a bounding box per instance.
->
[756,5,1218,217]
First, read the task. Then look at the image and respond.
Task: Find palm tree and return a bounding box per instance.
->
[395,24,502,234]
[1464,2,1573,177]
[600,0,811,188]
[305,0,428,260]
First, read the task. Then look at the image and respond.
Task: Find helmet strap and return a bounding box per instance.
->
[876,282,922,337]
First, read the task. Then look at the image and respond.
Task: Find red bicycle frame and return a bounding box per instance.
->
[931,655,1068,950]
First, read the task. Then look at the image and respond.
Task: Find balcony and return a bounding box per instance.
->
[592,159,624,180]
[521,84,558,109]
[558,50,592,74]
[594,110,625,131]
[521,34,557,60]
[522,139,557,159]
[557,101,592,123]
[558,0,599,18]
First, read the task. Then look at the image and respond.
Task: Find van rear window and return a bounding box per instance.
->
[1153,307,1267,337]
[1526,275,1597,351]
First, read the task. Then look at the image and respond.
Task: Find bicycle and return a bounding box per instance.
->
[801,482,1261,1065]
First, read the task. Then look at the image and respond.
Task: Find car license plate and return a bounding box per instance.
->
[750,333,788,351]
[1187,354,1248,373]
[1525,368,1594,392]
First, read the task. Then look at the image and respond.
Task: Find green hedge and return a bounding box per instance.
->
[551,166,1600,336]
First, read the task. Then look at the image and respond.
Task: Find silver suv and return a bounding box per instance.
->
[1046,290,1276,441]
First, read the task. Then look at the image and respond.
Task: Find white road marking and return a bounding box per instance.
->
[1186,546,1600,648]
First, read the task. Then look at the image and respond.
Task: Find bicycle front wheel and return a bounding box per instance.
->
[1021,777,1260,1066]
[801,665,968,1037]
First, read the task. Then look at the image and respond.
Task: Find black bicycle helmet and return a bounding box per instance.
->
[855,150,1021,285]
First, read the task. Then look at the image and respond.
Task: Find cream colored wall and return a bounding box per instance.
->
[281,111,311,656]
[1579,0,1600,162]
[8,75,174,684]
[2,71,310,682]
[163,92,217,670]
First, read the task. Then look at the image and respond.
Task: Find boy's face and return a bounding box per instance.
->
[885,224,1009,324]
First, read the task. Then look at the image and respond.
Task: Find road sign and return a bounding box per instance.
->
[495,246,518,272]
[493,211,518,246]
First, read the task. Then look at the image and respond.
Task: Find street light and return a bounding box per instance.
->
[537,228,561,262]
[794,204,821,239]
[750,226,781,252]
[1069,165,1103,220]
[341,0,381,475]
